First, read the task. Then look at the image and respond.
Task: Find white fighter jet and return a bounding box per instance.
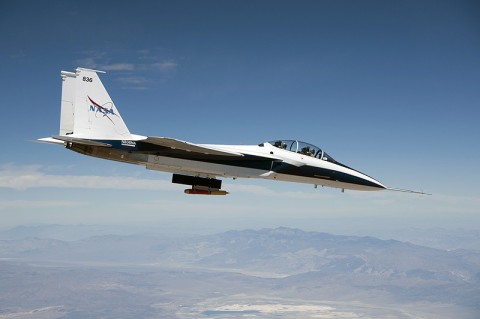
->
[39,68,426,195]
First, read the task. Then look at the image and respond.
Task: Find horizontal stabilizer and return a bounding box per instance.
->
[51,135,112,147]
[144,137,244,156]
[37,137,65,145]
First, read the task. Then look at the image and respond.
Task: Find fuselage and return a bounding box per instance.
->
[65,138,385,192]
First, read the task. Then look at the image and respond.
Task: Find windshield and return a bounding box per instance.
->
[269,139,336,162]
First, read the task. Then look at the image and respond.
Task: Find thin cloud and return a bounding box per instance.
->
[0,165,173,191]
[116,76,148,85]
[0,199,84,209]
[72,51,178,91]
[74,51,106,69]
[75,57,98,69]
[74,51,177,73]
[100,63,135,71]
[117,76,149,90]
[137,49,151,56]
[150,61,177,72]
[0,164,322,199]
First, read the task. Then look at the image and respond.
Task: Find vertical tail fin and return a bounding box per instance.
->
[59,68,131,140]
[59,71,76,136]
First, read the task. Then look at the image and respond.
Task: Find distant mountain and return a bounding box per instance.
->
[3,224,480,251]
[1,227,479,283]
[0,224,147,241]
[173,228,480,281]
[374,227,480,252]
[1,227,479,317]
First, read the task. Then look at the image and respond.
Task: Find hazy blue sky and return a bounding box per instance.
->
[1,0,479,234]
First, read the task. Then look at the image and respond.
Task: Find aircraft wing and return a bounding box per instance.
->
[143,137,245,157]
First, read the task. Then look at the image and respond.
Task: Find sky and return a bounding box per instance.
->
[0,0,479,236]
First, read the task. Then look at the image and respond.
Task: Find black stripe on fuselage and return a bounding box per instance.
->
[271,161,383,189]
[94,140,382,188]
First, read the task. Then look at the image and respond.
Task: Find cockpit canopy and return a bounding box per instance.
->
[268,140,337,163]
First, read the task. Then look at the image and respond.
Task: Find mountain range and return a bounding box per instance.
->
[0,226,479,318]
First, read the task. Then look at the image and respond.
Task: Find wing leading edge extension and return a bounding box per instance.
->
[142,137,245,157]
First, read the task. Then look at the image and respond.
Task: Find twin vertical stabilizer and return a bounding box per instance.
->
[58,68,131,140]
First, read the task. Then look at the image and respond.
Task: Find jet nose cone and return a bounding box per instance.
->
[355,171,386,190]
[361,176,386,190]
[371,178,386,190]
